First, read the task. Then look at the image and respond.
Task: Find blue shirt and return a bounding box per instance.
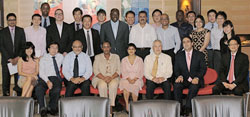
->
[62,51,92,81]
[110,20,119,39]
[41,16,51,27]
[205,22,218,49]
[92,23,101,34]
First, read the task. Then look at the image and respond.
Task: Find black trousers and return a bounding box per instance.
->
[35,76,62,111]
[136,48,150,60]
[146,79,171,100]
[213,50,221,83]
[2,63,19,96]
[207,49,214,68]
[212,82,246,96]
[174,83,200,109]
[65,79,90,97]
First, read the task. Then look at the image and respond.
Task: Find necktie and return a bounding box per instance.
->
[76,24,80,31]
[228,55,235,83]
[211,23,214,29]
[73,55,79,78]
[151,56,159,78]
[10,27,15,51]
[87,30,91,56]
[187,52,191,71]
[129,26,132,32]
[52,56,62,81]
[43,18,47,28]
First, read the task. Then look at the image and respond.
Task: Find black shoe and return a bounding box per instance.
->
[185,108,192,116]
[40,108,47,117]
[48,108,58,116]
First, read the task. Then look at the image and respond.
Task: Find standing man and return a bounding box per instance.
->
[186,11,196,30]
[0,13,26,96]
[125,10,135,31]
[156,13,181,63]
[92,9,106,34]
[144,40,173,100]
[75,15,102,62]
[35,42,64,116]
[205,9,218,68]
[63,40,92,97]
[70,7,83,32]
[174,36,206,115]
[213,38,249,96]
[40,2,55,28]
[46,9,73,55]
[129,11,157,60]
[100,8,129,59]
[171,10,193,50]
[151,9,162,28]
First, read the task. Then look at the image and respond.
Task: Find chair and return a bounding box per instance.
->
[192,95,245,117]
[183,68,217,95]
[0,97,34,117]
[59,96,110,117]
[129,100,180,117]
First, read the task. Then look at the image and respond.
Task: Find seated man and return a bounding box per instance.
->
[92,41,120,113]
[35,42,64,116]
[174,36,207,115]
[144,40,173,100]
[63,40,92,97]
[213,38,249,96]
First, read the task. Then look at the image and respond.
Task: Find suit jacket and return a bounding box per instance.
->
[40,16,55,27]
[74,28,102,55]
[0,26,26,64]
[100,20,129,59]
[46,22,73,53]
[174,49,207,87]
[219,52,249,91]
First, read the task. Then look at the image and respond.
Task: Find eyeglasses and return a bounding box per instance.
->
[8,19,16,21]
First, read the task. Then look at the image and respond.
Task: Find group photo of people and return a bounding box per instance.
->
[0,1,249,117]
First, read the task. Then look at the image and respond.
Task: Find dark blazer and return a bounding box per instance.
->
[174,49,207,87]
[75,28,102,55]
[40,16,55,27]
[46,22,73,53]
[0,26,26,64]
[219,52,249,91]
[100,20,129,59]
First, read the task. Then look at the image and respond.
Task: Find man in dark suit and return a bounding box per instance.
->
[40,2,55,28]
[174,36,207,115]
[70,7,83,32]
[100,8,129,59]
[46,9,73,56]
[213,38,249,96]
[75,15,102,63]
[0,13,26,96]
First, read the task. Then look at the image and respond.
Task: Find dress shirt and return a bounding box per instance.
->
[8,26,15,44]
[227,52,236,82]
[156,25,181,53]
[129,23,157,48]
[39,53,64,82]
[185,49,193,70]
[56,23,63,38]
[110,20,119,39]
[24,26,47,57]
[62,51,92,81]
[144,52,173,81]
[205,22,218,49]
[74,22,82,31]
[211,27,223,50]
[151,23,162,29]
[41,16,51,27]
[92,22,101,34]
[83,28,94,57]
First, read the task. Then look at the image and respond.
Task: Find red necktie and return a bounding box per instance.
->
[187,52,191,71]
[228,55,235,83]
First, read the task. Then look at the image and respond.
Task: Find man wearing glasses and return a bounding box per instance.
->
[0,13,26,96]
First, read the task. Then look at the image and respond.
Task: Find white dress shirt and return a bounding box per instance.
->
[211,27,224,50]
[129,23,157,48]
[39,53,64,82]
[205,22,218,49]
[56,23,63,38]
[111,20,119,39]
[144,52,173,81]
[74,22,82,31]
[83,28,94,57]
[156,25,181,53]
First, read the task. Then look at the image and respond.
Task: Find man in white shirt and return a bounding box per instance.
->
[144,40,173,100]
[35,42,64,116]
[205,9,218,68]
[130,11,157,60]
[156,13,181,64]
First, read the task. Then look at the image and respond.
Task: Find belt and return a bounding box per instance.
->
[213,49,220,52]
[137,48,150,50]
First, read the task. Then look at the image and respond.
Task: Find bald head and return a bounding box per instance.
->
[72,40,83,55]
[153,40,162,55]
[161,13,170,26]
